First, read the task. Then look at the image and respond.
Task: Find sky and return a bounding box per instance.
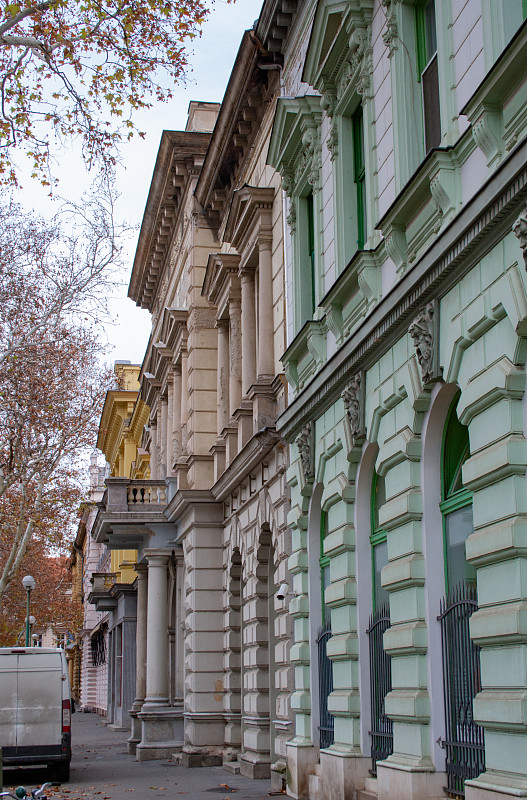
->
[18,0,264,366]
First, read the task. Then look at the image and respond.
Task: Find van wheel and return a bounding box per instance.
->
[53,760,70,782]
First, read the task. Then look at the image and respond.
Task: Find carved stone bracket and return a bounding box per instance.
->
[409,300,442,385]
[296,422,315,483]
[381,0,398,57]
[342,372,366,449]
[513,207,527,269]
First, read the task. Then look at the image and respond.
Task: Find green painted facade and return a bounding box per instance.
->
[267,2,527,799]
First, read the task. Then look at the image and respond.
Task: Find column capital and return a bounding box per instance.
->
[144,549,171,567]
[134,562,149,576]
[257,235,273,253]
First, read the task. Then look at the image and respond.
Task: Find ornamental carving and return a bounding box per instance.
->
[381,0,398,57]
[341,372,365,449]
[296,423,315,483]
[409,301,440,385]
[513,207,527,268]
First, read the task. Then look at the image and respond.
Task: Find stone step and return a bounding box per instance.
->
[364,776,378,793]
[223,760,240,774]
[357,791,377,800]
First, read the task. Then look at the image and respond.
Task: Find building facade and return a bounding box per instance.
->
[264,2,527,800]
[93,84,294,780]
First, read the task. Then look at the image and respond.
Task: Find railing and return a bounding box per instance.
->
[317,620,335,749]
[90,572,117,593]
[367,602,393,774]
[438,582,485,798]
[126,480,167,505]
[91,627,107,666]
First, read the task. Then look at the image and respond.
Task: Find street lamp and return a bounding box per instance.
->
[22,575,36,646]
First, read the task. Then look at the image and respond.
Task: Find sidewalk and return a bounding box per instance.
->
[5,712,279,800]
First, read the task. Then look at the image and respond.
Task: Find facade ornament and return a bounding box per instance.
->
[282,171,294,199]
[286,200,297,232]
[409,300,441,385]
[296,423,315,483]
[381,0,398,57]
[341,372,365,448]
[327,121,339,160]
[513,207,527,268]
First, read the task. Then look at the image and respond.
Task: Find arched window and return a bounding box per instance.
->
[440,399,475,590]
[438,396,484,794]
[367,470,393,772]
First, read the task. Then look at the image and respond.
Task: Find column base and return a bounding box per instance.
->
[376,758,444,800]
[127,709,142,755]
[271,759,287,792]
[318,749,370,800]
[180,746,223,767]
[135,704,183,762]
[466,771,527,799]
[239,751,271,779]
[286,740,319,800]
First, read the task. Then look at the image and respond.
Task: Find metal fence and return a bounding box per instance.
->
[438,582,485,797]
[367,602,393,774]
[317,620,335,749]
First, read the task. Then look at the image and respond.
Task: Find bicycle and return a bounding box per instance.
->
[0,782,61,800]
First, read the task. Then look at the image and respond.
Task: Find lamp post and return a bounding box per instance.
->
[22,575,36,646]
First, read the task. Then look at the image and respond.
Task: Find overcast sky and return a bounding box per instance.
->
[19,0,264,367]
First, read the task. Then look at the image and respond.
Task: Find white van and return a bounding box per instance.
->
[0,647,72,781]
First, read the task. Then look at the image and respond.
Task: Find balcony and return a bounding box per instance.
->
[92,478,171,550]
[87,572,118,611]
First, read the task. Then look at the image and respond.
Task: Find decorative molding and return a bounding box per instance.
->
[296,423,315,483]
[409,301,441,385]
[512,207,527,269]
[341,372,365,448]
[381,0,398,57]
[278,140,527,441]
[472,107,503,168]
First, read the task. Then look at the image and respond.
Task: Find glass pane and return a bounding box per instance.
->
[424,0,437,61]
[373,540,389,610]
[423,54,440,152]
[445,505,476,590]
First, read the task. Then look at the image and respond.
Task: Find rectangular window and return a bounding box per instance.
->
[352,106,366,250]
[416,0,440,152]
[306,191,316,315]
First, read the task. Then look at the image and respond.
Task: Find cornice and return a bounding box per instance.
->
[195,29,278,235]
[128,129,212,312]
[211,428,281,502]
[278,135,527,440]
[224,185,275,258]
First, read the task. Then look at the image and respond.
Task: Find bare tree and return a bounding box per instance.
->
[0,194,116,600]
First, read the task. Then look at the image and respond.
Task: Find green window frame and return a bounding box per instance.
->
[415,0,440,153]
[306,191,316,316]
[440,398,475,592]
[352,105,366,251]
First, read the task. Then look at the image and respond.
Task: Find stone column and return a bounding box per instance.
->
[149,421,158,480]
[229,298,242,416]
[217,320,230,434]
[127,563,148,754]
[144,551,169,706]
[181,350,189,451]
[137,549,184,761]
[257,238,274,378]
[240,269,256,397]
[172,366,182,462]
[166,382,174,476]
[159,397,168,478]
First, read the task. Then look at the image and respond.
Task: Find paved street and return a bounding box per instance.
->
[2,712,278,800]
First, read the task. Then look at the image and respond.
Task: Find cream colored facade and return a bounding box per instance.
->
[92,79,293,778]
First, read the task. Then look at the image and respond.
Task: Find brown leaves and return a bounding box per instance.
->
[0,0,212,184]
